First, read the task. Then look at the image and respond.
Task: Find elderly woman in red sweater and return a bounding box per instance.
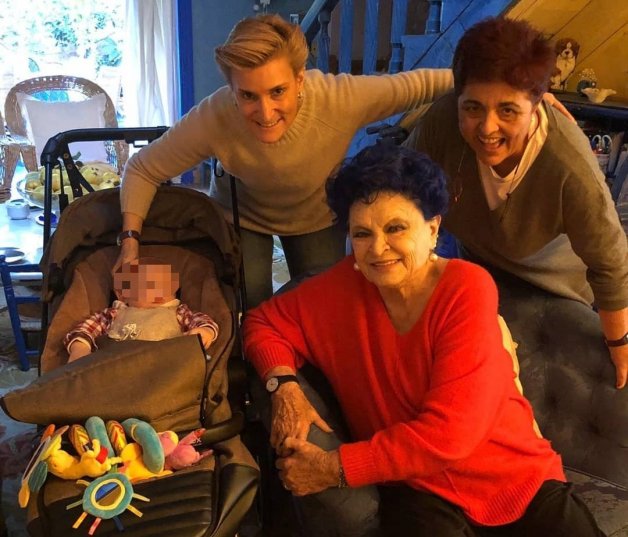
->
[243,144,604,536]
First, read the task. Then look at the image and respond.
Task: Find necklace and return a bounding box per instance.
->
[452,145,467,204]
[497,109,540,223]
[498,157,523,224]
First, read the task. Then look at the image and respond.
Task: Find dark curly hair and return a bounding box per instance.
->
[452,17,554,103]
[326,144,449,230]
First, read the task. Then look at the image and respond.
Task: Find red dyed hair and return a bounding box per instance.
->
[452,17,554,103]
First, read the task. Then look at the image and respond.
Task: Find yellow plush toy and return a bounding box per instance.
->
[118,442,172,482]
[18,417,168,509]
[47,437,122,480]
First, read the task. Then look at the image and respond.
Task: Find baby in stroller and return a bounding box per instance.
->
[64,257,219,362]
[2,186,259,536]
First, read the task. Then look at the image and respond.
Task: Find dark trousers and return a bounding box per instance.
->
[379,480,607,537]
[239,224,346,309]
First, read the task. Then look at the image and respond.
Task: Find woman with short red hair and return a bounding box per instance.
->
[407,16,628,391]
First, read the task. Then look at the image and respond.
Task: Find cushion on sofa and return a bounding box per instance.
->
[566,469,628,537]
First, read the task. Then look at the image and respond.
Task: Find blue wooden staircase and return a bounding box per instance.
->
[402,0,515,70]
[301,0,514,151]
[302,0,515,74]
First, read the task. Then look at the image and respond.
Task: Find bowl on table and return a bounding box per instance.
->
[15,162,121,213]
[0,247,26,264]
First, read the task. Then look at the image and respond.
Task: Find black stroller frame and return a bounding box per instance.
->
[39,127,169,248]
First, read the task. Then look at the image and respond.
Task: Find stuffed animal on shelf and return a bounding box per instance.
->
[550,37,580,91]
[581,87,616,104]
[158,428,214,471]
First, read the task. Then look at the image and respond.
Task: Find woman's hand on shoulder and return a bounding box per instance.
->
[542,92,576,123]
[270,382,332,451]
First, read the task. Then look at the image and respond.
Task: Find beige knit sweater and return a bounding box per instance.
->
[120,68,453,235]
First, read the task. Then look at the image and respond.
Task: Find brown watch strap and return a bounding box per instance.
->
[116,230,141,245]
[605,332,628,347]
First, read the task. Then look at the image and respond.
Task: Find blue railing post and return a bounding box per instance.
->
[388,0,408,73]
[426,0,443,34]
[339,0,354,73]
[301,0,340,71]
[317,9,332,73]
[363,0,380,74]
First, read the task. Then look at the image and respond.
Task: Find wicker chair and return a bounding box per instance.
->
[4,75,128,173]
[0,107,28,203]
[0,109,23,202]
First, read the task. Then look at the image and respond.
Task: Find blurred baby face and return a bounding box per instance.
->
[114,261,179,307]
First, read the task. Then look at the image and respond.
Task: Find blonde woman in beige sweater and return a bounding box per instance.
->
[116,14,569,309]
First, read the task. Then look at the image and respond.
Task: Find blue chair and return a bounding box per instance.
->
[0,255,42,370]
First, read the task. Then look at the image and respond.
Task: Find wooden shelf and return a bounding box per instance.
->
[555,92,628,131]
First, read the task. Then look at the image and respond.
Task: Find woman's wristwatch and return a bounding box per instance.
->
[116,230,141,246]
[605,332,628,347]
[265,375,299,394]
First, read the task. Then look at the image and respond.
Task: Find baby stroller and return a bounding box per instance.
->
[1,129,259,536]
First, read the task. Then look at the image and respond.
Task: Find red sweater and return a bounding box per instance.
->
[243,257,564,525]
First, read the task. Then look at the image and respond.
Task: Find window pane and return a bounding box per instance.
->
[0,0,125,124]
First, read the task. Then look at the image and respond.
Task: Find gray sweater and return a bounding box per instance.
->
[409,93,628,310]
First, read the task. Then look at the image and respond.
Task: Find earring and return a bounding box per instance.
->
[297,90,304,103]
[429,251,438,262]
[353,262,360,271]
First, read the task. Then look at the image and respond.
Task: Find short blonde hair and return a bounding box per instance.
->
[214,14,308,82]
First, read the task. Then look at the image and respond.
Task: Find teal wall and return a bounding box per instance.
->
[190,1,313,104]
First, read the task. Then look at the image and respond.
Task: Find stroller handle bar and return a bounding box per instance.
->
[39,127,169,248]
[40,127,169,165]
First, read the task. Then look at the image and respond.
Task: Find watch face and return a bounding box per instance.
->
[266,377,279,393]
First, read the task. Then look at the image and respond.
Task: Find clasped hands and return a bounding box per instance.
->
[270,383,341,496]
